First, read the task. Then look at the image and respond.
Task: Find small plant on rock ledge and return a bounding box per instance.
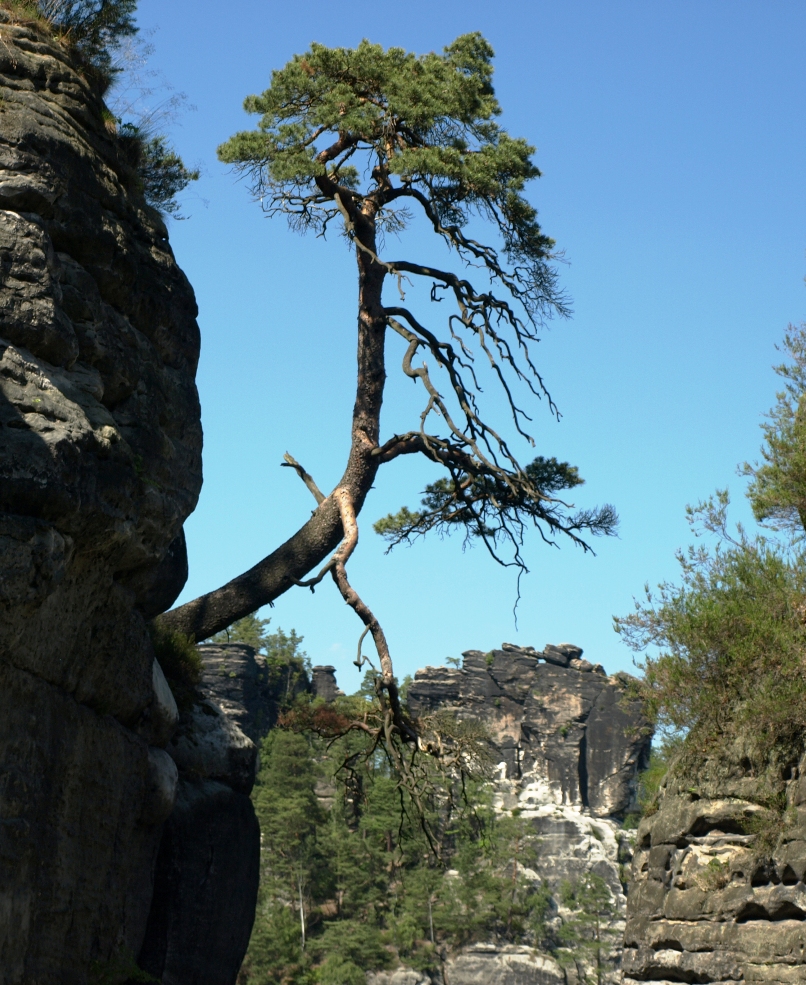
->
[117,125,199,217]
[1,1,200,216]
[3,1,138,89]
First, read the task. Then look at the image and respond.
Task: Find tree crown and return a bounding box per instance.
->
[218,33,563,321]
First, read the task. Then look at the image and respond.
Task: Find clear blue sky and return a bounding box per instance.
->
[131,0,805,693]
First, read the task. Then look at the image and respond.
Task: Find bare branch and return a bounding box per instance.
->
[281,452,326,504]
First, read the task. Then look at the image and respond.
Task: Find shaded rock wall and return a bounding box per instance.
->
[624,747,806,984]
[0,15,201,983]
[192,642,311,741]
[138,644,297,985]
[139,778,260,985]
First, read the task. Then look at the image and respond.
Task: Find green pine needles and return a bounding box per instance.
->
[218,34,560,319]
[375,456,617,552]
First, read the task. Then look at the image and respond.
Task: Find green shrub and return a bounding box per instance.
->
[38,0,137,77]
[149,621,202,688]
[136,132,199,217]
[616,492,806,771]
[617,327,806,778]
[636,736,683,815]
[88,947,157,985]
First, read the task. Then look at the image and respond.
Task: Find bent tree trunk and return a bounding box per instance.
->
[159,207,386,643]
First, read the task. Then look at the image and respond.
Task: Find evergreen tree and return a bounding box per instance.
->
[555,873,618,985]
[240,691,559,984]
[164,35,616,678]
[210,612,272,649]
[743,323,806,533]
[243,731,325,981]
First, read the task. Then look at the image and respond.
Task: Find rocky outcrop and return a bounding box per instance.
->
[139,646,268,984]
[138,777,260,985]
[405,643,651,983]
[623,747,806,984]
[0,13,201,983]
[311,664,343,703]
[191,642,310,741]
[368,945,566,985]
[408,643,650,817]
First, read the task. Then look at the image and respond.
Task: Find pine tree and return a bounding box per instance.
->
[163,34,616,669]
[556,872,618,985]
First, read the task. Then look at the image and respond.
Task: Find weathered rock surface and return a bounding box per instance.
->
[194,642,309,741]
[367,945,566,985]
[408,644,650,817]
[311,663,343,702]
[139,645,278,984]
[623,747,806,984]
[400,644,650,983]
[138,779,260,985]
[0,14,201,983]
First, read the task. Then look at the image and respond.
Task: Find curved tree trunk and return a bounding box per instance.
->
[159,214,387,642]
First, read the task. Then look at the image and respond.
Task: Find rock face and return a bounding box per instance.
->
[139,646,268,985]
[407,643,651,983]
[0,15,201,983]
[192,642,310,741]
[139,642,324,984]
[138,776,260,985]
[368,945,566,985]
[408,644,649,817]
[623,747,806,984]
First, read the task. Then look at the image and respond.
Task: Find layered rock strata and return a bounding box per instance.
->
[623,748,806,984]
[408,643,650,818]
[0,15,201,983]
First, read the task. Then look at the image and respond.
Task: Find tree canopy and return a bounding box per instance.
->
[239,690,617,985]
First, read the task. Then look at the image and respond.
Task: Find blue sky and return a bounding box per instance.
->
[131,0,806,693]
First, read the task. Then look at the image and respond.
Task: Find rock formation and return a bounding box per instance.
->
[0,13,201,983]
[396,643,651,985]
[623,746,806,984]
[408,644,649,818]
[138,643,314,984]
[179,641,649,984]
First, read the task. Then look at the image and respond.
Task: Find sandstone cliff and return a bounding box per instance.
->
[406,643,650,984]
[214,640,650,984]
[0,13,201,983]
[137,643,327,985]
[624,744,806,984]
